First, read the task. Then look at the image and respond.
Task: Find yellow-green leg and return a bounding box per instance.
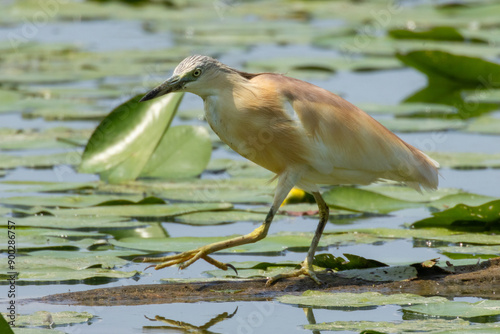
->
[266,192,329,286]
[139,171,297,272]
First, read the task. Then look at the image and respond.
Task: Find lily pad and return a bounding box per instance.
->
[278,291,447,308]
[465,116,500,135]
[140,125,212,179]
[337,265,418,282]
[11,216,146,230]
[304,319,500,332]
[322,187,422,214]
[427,152,500,169]
[0,267,138,282]
[412,200,500,230]
[404,300,500,318]
[8,311,93,327]
[174,210,270,225]
[46,202,233,218]
[79,93,184,183]
[0,152,81,169]
[396,50,500,86]
[0,128,92,151]
[0,181,98,193]
[0,194,143,208]
[378,118,466,132]
[358,102,458,117]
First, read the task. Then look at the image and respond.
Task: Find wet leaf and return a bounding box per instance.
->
[0,152,81,169]
[278,291,447,308]
[389,26,469,42]
[412,200,500,230]
[5,215,144,230]
[337,265,418,282]
[427,152,500,169]
[6,311,93,327]
[140,125,212,179]
[0,194,142,208]
[0,128,92,150]
[0,181,98,193]
[358,102,458,117]
[45,202,232,218]
[304,319,498,332]
[313,253,387,271]
[404,300,500,318]
[465,116,500,135]
[0,267,139,283]
[323,187,422,214]
[79,93,183,183]
[379,118,466,132]
[174,210,269,225]
[396,50,500,87]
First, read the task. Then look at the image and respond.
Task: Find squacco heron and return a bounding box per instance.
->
[139,55,439,285]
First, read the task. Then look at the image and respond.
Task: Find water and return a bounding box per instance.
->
[1,4,499,333]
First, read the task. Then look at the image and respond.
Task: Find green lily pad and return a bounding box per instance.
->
[429,193,497,211]
[337,265,418,282]
[322,187,422,214]
[174,210,269,225]
[358,103,458,117]
[0,152,81,169]
[0,181,98,193]
[0,194,143,208]
[427,152,500,169]
[378,118,466,132]
[412,200,500,230]
[396,50,500,87]
[0,250,131,271]
[278,291,447,308]
[304,319,500,332]
[463,89,500,104]
[140,125,212,179]
[438,245,500,257]
[0,128,91,150]
[0,267,138,282]
[11,216,146,230]
[361,184,461,202]
[405,300,500,318]
[46,202,233,218]
[245,56,403,74]
[79,93,184,183]
[465,116,500,135]
[7,311,93,327]
[389,26,473,42]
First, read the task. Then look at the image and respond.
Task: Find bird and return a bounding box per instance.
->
[139,55,439,285]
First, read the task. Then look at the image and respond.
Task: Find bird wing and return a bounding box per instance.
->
[254,74,438,191]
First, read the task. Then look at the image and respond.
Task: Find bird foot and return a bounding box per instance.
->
[265,261,322,286]
[136,247,237,274]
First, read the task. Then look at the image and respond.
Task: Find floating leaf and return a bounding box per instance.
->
[0,267,139,283]
[278,291,447,308]
[323,187,422,214]
[140,125,212,179]
[404,300,500,318]
[465,116,500,135]
[389,26,468,42]
[337,265,418,282]
[427,152,500,169]
[412,200,500,230]
[46,202,232,218]
[0,194,142,208]
[8,311,93,327]
[358,102,458,117]
[174,210,269,225]
[79,93,184,183]
[304,319,499,332]
[378,118,466,132]
[396,50,500,86]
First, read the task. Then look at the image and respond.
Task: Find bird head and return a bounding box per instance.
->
[140,55,226,102]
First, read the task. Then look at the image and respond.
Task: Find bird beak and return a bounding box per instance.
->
[140,75,183,102]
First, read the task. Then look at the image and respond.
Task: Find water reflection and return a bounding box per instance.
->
[304,308,321,334]
[143,307,238,333]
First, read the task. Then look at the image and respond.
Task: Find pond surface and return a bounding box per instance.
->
[1,0,500,333]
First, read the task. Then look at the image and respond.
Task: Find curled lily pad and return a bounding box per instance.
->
[79,93,184,183]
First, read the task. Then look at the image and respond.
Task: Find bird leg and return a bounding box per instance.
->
[266,191,329,286]
[139,210,276,271]
[139,172,296,273]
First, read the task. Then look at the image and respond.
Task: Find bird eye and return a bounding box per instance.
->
[193,68,202,77]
